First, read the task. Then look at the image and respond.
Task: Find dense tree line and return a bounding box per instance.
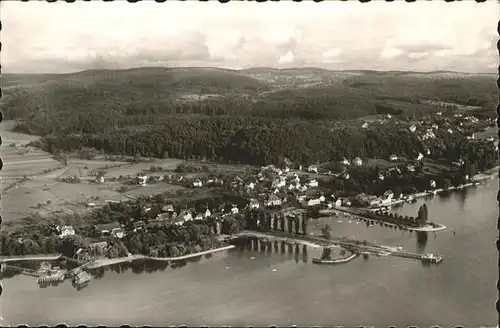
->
[30,117,425,166]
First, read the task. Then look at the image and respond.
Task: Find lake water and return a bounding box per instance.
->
[1,180,498,327]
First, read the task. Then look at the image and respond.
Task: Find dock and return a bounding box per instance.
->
[1,263,40,277]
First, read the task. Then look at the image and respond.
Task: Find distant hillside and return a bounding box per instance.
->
[1,66,496,136]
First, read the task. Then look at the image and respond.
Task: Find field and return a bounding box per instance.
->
[1,121,62,180]
[0,123,190,226]
[102,159,183,178]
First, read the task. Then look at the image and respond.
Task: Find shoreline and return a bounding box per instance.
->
[86,245,236,270]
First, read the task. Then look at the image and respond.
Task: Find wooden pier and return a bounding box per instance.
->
[1,263,40,277]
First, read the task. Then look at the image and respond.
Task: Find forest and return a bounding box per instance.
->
[3,68,495,167]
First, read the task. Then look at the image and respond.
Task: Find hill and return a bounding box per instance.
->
[1,66,496,137]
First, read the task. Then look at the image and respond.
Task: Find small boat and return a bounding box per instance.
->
[421,253,443,264]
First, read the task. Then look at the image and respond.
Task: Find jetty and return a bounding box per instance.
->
[1,263,40,277]
[232,231,444,266]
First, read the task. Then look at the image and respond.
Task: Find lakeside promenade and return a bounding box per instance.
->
[86,245,236,269]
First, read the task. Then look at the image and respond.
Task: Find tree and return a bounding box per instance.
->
[417,204,428,226]
[321,247,332,260]
[320,224,331,239]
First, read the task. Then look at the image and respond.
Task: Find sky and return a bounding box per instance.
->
[1,1,498,74]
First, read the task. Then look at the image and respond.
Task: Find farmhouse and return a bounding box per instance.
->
[353,157,363,166]
[248,199,260,210]
[112,228,125,239]
[137,175,148,186]
[193,179,203,188]
[133,220,146,231]
[231,205,239,214]
[266,194,282,207]
[307,198,321,207]
[162,205,174,213]
[59,225,75,238]
[308,165,318,173]
[389,154,398,161]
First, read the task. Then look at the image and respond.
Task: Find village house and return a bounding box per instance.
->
[466,133,475,140]
[353,157,363,166]
[416,152,424,161]
[112,228,125,239]
[299,185,308,192]
[133,220,146,232]
[194,213,204,221]
[378,174,385,181]
[204,208,212,218]
[409,125,417,133]
[340,172,350,180]
[342,199,352,207]
[308,165,318,173]
[430,180,437,189]
[432,124,439,130]
[96,176,105,184]
[272,178,286,189]
[437,111,442,116]
[284,167,290,173]
[447,128,453,134]
[389,154,398,161]
[362,122,369,129]
[231,205,239,214]
[334,198,342,208]
[273,188,280,194]
[296,194,307,202]
[59,225,75,238]
[308,179,319,187]
[94,222,121,236]
[342,158,351,166]
[193,179,203,188]
[89,241,108,255]
[319,195,326,202]
[246,182,255,190]
[249,199,260,210]
[163,204,175,212]
[406,165,415,172]
[174,216,185,226]
[266,194,283,207]
[137,175,148,186]
[180,210,193,222]
[288,183,296,191]
[293,175,301,183]
[307,198,321,207]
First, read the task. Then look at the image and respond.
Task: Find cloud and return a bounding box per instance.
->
[278,50,295,65]
[1,1,497,73]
